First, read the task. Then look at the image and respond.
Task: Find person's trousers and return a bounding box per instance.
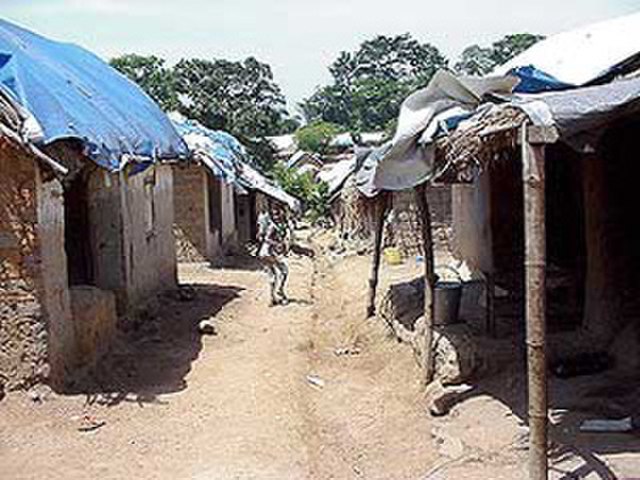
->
[264,256,288,301]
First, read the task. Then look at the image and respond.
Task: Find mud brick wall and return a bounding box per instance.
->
[426,185,452,226]
[0,144,49,390]
[122,164,177,306]
[335,182,452,257]
[173,164,208,262]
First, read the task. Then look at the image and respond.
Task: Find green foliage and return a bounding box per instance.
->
[455,45,495,76]
[111,54,296,170]
[173,57,288,140]
[271,163,330,221]
[243,136,278,172]
[301,34,448,131]
[110,54,179,111]
[490,33,545,66]
[294,121,343,154]
[455,33,545,76]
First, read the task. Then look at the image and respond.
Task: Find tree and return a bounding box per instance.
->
[302,85,354,131]
[174,57,288,139]
[111,53,294,172]
[455,45,495,76]
[301,34,448,131]
[455,33,545,76]
[490,33,545,66]
[110,54,179,111]
[270,163,330,222]
[295,121,343,155]
[171,56,291,170]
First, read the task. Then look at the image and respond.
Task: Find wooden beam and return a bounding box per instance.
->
[517,125,559,145]
[415,184,437,384]
[521,125,548,480]
[485,272,496,338]
[366,193,388,318]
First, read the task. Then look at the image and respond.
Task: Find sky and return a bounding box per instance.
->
[2,0,639,109]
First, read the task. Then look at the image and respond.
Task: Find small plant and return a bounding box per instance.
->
[294,121,343,155]
[271,163,330,222]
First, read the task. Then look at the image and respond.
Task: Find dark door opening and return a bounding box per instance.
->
[248,191,257,241]
[64,174,95,286]
[208,174,223,245]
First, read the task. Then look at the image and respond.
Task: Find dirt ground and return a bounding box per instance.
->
[0,231,437,480]
[1,230,639,479]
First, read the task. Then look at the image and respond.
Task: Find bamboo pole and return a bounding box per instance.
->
[521,125,548,480]
[415,184,437,384]
[366,193,388,318]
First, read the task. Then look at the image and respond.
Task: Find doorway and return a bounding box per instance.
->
[64,173,95,286]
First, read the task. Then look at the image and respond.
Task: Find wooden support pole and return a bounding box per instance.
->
[485,272,496,338]
[415,184,437,384]
[366,193,388,318]
[521,125,548,480]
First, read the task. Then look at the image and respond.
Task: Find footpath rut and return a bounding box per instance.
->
[0,242,437,480]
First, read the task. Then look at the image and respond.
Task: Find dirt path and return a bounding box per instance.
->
[0,239,438,479]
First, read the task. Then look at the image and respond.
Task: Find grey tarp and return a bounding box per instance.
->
[370,70,517,192]
[355,143,391,198]
[518,75,640,151]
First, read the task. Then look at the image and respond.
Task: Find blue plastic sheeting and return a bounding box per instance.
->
[172,114,300,210]
[171,116,240,183]
[509,66,575,94]
[0,20,188,170]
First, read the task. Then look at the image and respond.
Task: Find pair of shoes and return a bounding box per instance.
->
[269,296,289,307]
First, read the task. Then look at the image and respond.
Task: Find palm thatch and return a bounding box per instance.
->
[434,107,527,183]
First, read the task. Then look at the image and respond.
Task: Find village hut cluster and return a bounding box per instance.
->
[3,9,640,479]
[351,12,640,479]
[171,115,299,263]
[271,127,454,257]
[0,21,298,392]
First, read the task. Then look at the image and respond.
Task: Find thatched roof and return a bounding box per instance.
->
[433,106,526,183]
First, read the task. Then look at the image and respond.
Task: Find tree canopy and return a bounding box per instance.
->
[110,31,544,171]
[110,54,179,111]
[455,33,545,76]
[301,34,448,132]
[111,54,298,170]
[294,121,343,155]
[302,32,544,133]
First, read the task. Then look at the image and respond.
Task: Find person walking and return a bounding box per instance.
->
[257,206,291,306]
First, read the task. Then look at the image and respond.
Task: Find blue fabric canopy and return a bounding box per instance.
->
[171,114,300,210]
[510,66,574,94]
[171,115,241,183]
[0,20,188,170]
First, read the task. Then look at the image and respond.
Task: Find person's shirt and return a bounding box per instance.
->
[258,216,290,258]
[257,211,270,242]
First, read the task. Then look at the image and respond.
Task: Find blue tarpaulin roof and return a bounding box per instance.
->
[171,113,300,210]
[171,114,239,183]
[509,66,574,94]
[0,19,188,170]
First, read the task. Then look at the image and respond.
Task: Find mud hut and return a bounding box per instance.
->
[171,116,239,262]
[234,161,301,244]
[358,12,640,477]
[0,20,188,391]
[170,114,300,254]
[331,147,452,257]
